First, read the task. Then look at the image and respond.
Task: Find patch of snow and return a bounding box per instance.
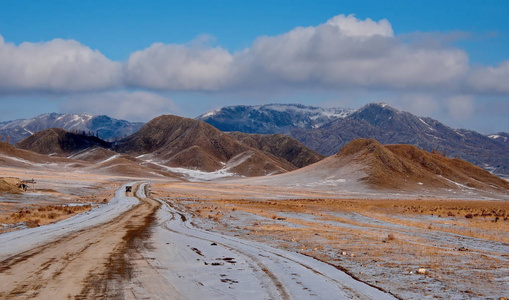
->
[144,160,236,181]
[99,154,120,164]
[439,176,475,190]
[454,130,465,138]
[418,118,435,131]
[201,109,220,118]
[224,151,253,170]
[488,134,507,142]
[133,198,397,299]
[0,154,33,165]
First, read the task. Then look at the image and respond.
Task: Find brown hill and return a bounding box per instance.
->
[16,128,110,155]
[0,141,73,167]
[68,147,119,163]
[336,139,509,191]
[113,115,296,177]
[227,132,325,168]
[238,139,509,197]
[87,156,179,179]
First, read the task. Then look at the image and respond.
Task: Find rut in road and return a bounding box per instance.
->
[0,183,159,299]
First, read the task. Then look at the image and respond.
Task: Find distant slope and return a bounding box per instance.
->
[200,102,509,176]
[0,113,143,144]
[16,128,110,155]
[227,132,325,168]
[113,115,296,177]
[241,139,509,197]
[0,141,78,168]
[339,139,508,191]
[290,103,509,176]
[197,104,352,134]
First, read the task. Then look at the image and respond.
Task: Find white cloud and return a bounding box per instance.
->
[446,95,474,120]
[396,94,440,117]
[123,14,470,93]
[0,35,121,93]
[0,14,507,100]
[236,14,469,90]
[325,14,394,38]
[125,42,233,90]
[60,91,177,122]
[467,60,509,94]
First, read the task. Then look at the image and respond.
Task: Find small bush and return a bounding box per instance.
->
[25,219,40,228]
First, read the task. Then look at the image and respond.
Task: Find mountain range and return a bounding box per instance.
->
[198,103,509,176]
[1,103,508,177]
[0,113,143,144]
[197,104,352,134]
[2,112,508,197]
[12,114,323,178]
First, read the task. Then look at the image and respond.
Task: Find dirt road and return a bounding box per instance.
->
[0,183,396,299]
[0,183,159,299]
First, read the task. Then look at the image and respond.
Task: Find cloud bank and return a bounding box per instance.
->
[0,36,121,93]
[60,91,177,122]
[0,14,507,98]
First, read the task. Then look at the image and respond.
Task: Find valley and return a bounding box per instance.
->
[0,107,507,299]
[0,160,507,299]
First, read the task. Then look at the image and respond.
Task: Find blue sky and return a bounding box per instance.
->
[0,0,508,133]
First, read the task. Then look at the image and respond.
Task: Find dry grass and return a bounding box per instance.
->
[156,182,509,299]
[0,204,93,231]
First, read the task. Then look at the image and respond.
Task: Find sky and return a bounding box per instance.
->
[0,0,508,133]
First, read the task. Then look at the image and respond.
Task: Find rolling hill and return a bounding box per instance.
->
[113,115,298,177]
[239,139,509,198]
[0,113,143,144]
[16,128,111,155]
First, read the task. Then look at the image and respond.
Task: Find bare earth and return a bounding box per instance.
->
[0,165,507,299]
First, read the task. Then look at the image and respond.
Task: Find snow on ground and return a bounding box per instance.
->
[0,182,139,261]
[127,196,396,299]
[144,160,237,181]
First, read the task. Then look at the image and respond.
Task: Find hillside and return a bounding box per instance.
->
[16,128,110,155]
[338,139,509,191]
[0,141,73,167]
[0,113,143,144]
[197,104,352,134]
[239,139,509,197]
[113,115,297,177]
[227,132,325,168]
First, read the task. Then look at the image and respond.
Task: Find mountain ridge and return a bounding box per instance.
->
[199,103,509,176]
[0,113,143,144]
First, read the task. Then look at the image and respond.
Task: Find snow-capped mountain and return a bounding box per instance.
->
[196,104,353,134]
[0,113,144,144]
[198,103,509,176]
